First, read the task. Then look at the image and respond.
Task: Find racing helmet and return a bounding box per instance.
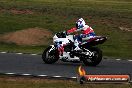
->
[76,18,86,30]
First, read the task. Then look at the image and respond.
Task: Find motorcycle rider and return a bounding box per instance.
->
[67,18,96,50]
[58,18,95,56]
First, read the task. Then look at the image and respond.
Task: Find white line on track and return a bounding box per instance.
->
[116,59,121,61]
[0,52,7,54]
[70,77,77,79]
[5,73,15,75]
[21,74,31,76]
[16,53,23,55]
[53,76,62,78]
[30,54,37,56]
[37,75,48,77]
[128,60,132,62]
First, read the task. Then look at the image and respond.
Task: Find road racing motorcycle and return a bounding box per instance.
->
[42,31,107,66]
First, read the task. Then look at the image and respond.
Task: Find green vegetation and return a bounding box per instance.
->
[0,76,131,88]
[0,43,45,54]
[0,0,132,58]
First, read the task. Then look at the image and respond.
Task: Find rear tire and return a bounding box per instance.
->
[82,47,102,66]
[42,46,59,64]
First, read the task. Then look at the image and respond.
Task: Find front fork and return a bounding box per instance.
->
[48,45,56,53]
[51,44,64,56]
[57,46,64,56]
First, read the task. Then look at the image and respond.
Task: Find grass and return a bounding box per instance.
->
[0,0,132,58]
[0,43,46,54]
[0,76,131,88]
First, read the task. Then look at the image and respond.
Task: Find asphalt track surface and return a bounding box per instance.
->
[0,53,132,80]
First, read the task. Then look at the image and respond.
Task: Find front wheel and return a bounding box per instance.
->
[42,46,59,64]
[82,47,102,66]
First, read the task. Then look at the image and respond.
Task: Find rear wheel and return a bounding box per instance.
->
[42,46,59,64]
[82,47,102,66]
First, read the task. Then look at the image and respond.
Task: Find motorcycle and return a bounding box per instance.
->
[42,31,107,66]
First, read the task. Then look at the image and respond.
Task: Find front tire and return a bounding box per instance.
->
[82,47,102,66]
[42,46,59,64]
